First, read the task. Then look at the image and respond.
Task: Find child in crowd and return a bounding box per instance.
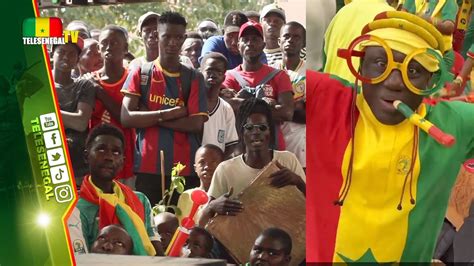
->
[200,52,239,158]
[90,224,133,255]
[176,144,224,223]
[183,226,214,259]
[247,227,292,266]
[154,212,179,252]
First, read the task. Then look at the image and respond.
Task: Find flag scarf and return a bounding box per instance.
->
[80,176,156,256]
[308,73,474,262]
[23,17,62,37]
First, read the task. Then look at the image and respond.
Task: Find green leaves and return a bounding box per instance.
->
[152,162,187,216]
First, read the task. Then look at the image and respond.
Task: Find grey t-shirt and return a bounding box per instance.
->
[55,79,96,186]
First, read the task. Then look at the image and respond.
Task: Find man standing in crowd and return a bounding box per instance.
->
[128,12,160,70]
[223,21,294,150]
[200,52,239,157]
[200,11,266,69]
[196,19,219,41]
[52,37,96,188]
[272,22,306,169]
[260,3,286,66]
[181,32,204,69]
[90,25,136,187]
[121,11,208,205]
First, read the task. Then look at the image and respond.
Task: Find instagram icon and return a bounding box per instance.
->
[54,185,73,203]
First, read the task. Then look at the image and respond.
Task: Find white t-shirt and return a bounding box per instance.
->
[208,150,306,199]
[201,97,239,152]
[272,60,307,167]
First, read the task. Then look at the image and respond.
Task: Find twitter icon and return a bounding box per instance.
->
[47,147,65,167]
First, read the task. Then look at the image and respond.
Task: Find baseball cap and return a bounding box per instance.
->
[260,3,286,21]
[238,21,263,39]
[137,11,160,32]
[223,11,248,34]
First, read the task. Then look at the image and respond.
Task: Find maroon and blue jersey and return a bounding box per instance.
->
[121,61,208,176]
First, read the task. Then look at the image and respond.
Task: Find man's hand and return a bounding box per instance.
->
[94,83,107,101]
[269,161,305,189]
[219,88,237,99]
[235,89,254,99]
[208,187,243,216]
[262,97,277,107]
[83,72,103,99]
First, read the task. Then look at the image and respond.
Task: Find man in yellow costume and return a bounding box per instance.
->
[306,11,474,262]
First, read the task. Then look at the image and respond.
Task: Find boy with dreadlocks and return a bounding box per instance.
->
[307,11,474,263]
[199,98,305,224]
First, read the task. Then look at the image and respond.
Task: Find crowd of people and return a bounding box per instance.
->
[52,0,474,264]
[56,3,306,265]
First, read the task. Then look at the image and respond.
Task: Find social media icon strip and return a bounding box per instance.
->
[43,130,62,149]
[50,165,69,185]
[54,184,73,203]
[47,147,65,167]
[39,113,58,131]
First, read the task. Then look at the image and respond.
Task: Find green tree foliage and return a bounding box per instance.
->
[40,0,271,58]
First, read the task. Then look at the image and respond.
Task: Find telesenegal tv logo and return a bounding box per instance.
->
[22,17,79,45]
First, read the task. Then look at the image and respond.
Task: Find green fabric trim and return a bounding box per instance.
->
[328,74,360,91]
[439,0,459,21]
[322,39,327,71]
[77,191,156,251]
[401,101,474,261]
[116,204,148,256]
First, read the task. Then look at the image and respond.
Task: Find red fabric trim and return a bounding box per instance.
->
[306,71,358,262]
[80,176,145,229]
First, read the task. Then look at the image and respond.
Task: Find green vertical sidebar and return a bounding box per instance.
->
[0,1,76,265]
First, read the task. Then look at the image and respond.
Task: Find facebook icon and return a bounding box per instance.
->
[44,130,61,149]
[51,132,57,145]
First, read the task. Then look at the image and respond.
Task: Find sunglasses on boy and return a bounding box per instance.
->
[243,123,269,132]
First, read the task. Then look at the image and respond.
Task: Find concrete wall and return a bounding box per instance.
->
[277,0,306,26]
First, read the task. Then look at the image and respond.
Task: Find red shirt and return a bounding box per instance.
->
[223,64,293,150]
[90,69,135,179]
[223,64,293,98]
